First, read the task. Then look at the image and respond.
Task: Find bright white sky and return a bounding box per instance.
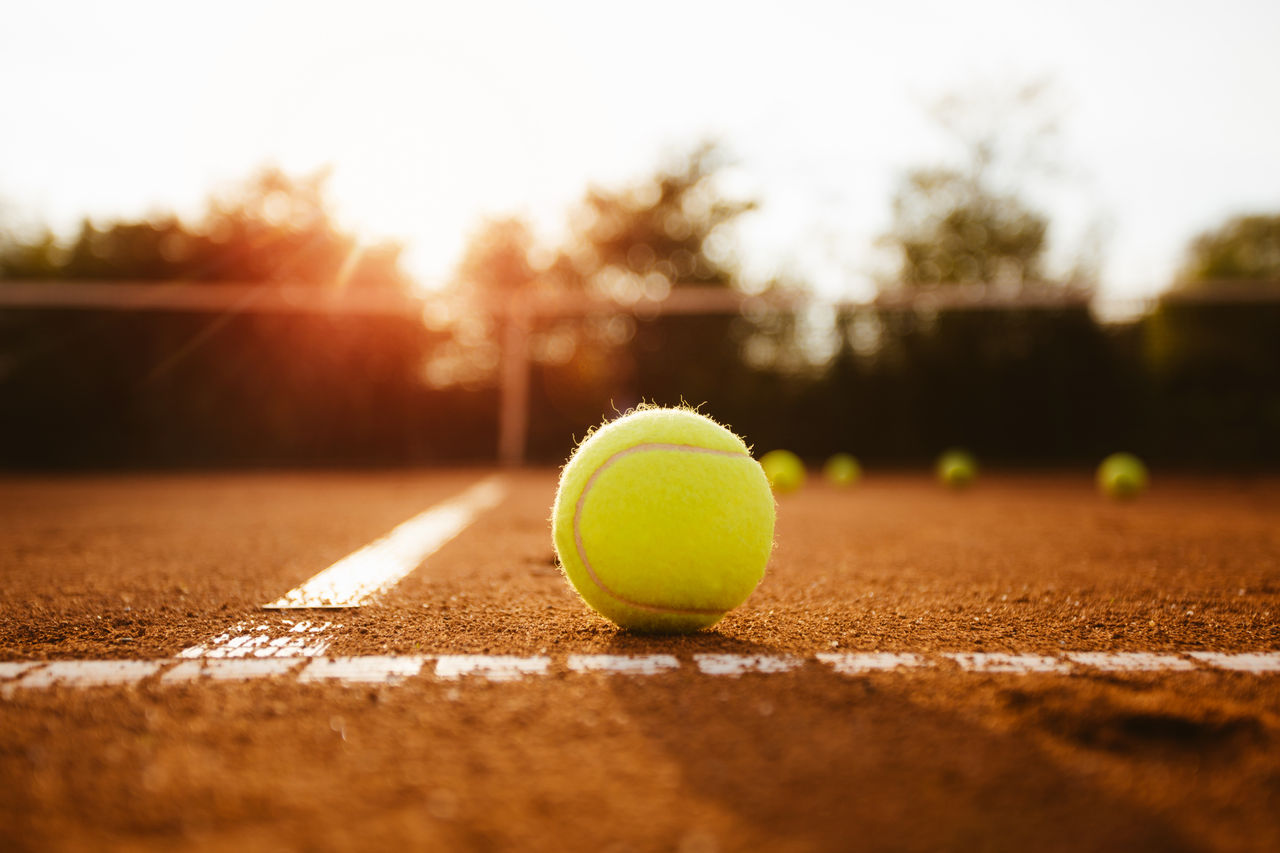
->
[2,0,1278,301]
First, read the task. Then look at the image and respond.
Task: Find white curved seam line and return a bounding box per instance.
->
[573,442,751,616]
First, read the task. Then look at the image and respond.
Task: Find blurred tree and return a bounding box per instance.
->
[544,143,770,449]
[446,142,769,455]
[190,166,412,291]
[566,141,754,295]
[0,227,64,278]
[0,167,447,468]
[61,217,200,280]
[196,167,409,291]
[1142,212,1280,463]
[1,166,413,292]
[859,81,1129,463]
[1179,214,1280,282]
[447,140,758,310]
[886,168,1048,288]
[456,217,538,298]
[1,193,62,277]
[880,80,1074,290]
[450,142,752,302]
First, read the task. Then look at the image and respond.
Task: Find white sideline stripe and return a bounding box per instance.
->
[435,655,551,682]
[1189,652,1280,672]
[2,652,1278,692]
[0,662,40,680]
[178,620,336,660]
[263,476,506,609]
[947,653,1071,674]
[162,658,305,683]
[1068,652,1195,672]
[176,476,506,661]
[817,652,929,674]
[7,660,164,691]
[299,655,430,684]
[568,654,680,675]
[695,654,804,676]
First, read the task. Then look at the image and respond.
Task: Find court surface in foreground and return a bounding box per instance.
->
[1,470,1278,852]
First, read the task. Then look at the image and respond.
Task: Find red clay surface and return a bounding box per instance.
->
[2,470,1279,851]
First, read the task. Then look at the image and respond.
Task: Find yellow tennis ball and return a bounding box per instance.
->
[760,449,806,493]
[936,449,977,489]
[1097,452,1148,499]
[552,407,776,632]
[823,453,862,486]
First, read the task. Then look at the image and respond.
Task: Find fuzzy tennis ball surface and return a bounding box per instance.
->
[552,407,776,633]
[936,449,978,489]
[823,453,862,486]
[760,449,806,493]
[1097,452,1148,499]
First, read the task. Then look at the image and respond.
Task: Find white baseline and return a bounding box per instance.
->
[3,651,1277,693]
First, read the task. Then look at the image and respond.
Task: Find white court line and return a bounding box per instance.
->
[177,476,506,660]
[1189,652,1280,672]
[178,620,336,660]
[694,654,804,676]
[2,652,1277,692]
[7,660,164,691]
[299,655,430,684]
[947,653,1072,674]
[0,662,40,680]
[1068,652,1196,672]
[264,476,506,609]
[162,658,305,683]
[816,652,930,674]
[434,655,551,682]
[568,654,680,675]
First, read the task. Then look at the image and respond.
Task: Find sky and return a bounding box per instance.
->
[1,0,1278,302]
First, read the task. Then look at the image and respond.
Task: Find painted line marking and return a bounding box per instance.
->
[817,652,930,674]
[567,654,681,675]
[434,655,551,682]
[178,620,337,660]
[299,655,430,684]
[1067,652,1195,672]
[175,476,506,660]
[162,658,306,684]
[0,662,41,680]
[264,476,506,609]
[1189,652,1280,672]
[947,653,1072,674]
[7,660,165,691]
[694,654,804,676]
[2,652,1277,692]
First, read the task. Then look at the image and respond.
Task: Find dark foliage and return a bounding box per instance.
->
[1,163,1277,468]
[1180,215,1280,283]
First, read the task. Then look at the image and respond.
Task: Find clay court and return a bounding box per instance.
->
[2,470,1277,852]
[6,3,1280,850]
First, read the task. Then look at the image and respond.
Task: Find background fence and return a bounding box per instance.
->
[2,281,1278,469]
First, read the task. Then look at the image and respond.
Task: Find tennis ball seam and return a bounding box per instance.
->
[572,441,751,616]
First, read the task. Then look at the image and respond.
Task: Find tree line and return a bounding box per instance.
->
[1,93,1278,467]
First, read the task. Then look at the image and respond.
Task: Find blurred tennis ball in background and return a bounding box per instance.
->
[759,449,806,493]
[552,407,775,633]
[823,453,862,486]
[1097,452,1148,499]
[936,449,978,489]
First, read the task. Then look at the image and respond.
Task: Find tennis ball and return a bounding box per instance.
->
[823,453,862,486]
[552,407,776,633]
[1097,452,1148,499]
[936,449,977,489]
[760,449,806,493]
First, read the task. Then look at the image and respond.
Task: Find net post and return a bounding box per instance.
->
[497,297,532,467]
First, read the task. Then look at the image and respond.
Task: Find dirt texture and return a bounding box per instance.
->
[2,470,1279,851]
